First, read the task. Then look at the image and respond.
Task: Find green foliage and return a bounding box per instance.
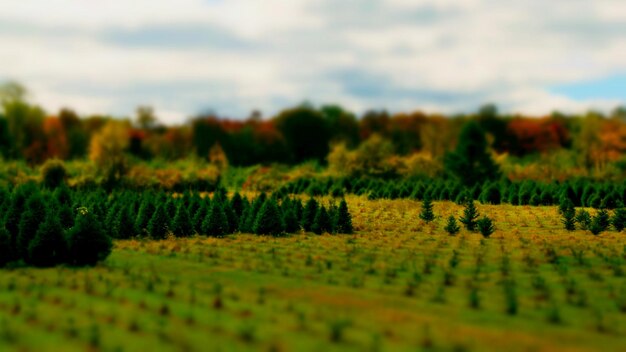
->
[301,198,319,232]
[202,203,229,237]
[147,204,170,239]
[282,206,300,233]
[116,204,137,239]
[135,195,156,236]
[274,105,331,163]
[253,199,284,236]
[17,192,47,258]
[419,195,435,222]
[67,208,112,266]
[444,121,500,186]
[590,209,610,236]
[27,213,67,267]
[611,208,626,232]
[444,216,460,236]
[312,205,332,235]
[575,210,592,231]
[477,216,495,238]
[40,159,67,189]
[459,199,479,232]
[171,202,194,237]
[0,226,11,267]
[333,199,353,234]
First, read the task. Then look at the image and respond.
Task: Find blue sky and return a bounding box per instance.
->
[1,0,625,123]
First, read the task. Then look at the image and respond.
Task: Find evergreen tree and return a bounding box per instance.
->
[165,198,177,220]
[147,204,170,239]
[135,194,156,237]
[312,205,332,235]
[282,206,300,233]
[333,199,353,234]
[17,192,47,258]
[0,226,12,267]
[27,213,68,267]
[479,182,501,204]
[230,192,244,218]
[202,203,229,237]
[459,199,479,232]
[243,194,266,233]
[611,208,626,232]
[67,208,112,266]
[171,202,194,237]
[253,199,284,236]
[444,121,500,186]
[561,199,576,231]
[444,216,460,235]
[4,185,31,251]
[419,194,435,222]
[477,216,495,238]
[590,208,610,235]
[301,198,319,232]
[222,201,238,233]
[575,209,592,230]
[116,204,137,239]
[192,199,210,234]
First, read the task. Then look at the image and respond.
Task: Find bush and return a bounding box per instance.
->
[147,204,170,239]
[41,159,68,189]
[459,199,479,232]
[312,205,332,235]
[171,203,194,237]
[202,203,229,237]
[27,213,68,267]
[253,199,284,236]
[477,216,495,238]
[590,209,610,235]
[444,216,460,235]
[419,195,435,223]
[67,208,112,266]
[333,199,353,234]
[575,210,591,230]
[611,208,626,232]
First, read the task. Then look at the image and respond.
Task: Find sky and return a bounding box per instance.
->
[1,0,626,124]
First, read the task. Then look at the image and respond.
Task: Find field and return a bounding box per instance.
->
[1,196,626,352]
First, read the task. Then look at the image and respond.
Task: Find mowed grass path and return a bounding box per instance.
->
[1,197,626,351]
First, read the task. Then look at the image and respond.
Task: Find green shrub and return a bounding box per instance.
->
[459,199,479,232]
[67,208,112,266]
[477,216,495,238]
[444,216,460,235]
[419,194,435,223]
[253,199,284,236]
[611,208,626,232]
[560,199,576,231]
[575,209,591,230]
[333,199,353,234]
[27,213,68,267]
[41,159,67,189]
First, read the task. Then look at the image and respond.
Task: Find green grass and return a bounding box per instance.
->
[1,197,626,351]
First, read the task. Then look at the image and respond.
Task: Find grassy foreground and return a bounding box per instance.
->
[1,197,626,352]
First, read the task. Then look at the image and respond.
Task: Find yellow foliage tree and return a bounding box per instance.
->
[89,120,130,182]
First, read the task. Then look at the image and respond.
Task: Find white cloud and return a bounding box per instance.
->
[1,0,625,122]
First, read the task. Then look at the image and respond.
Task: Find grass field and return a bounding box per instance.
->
[1,197,626,352]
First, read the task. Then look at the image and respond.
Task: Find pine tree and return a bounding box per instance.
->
[477,216,495,238]
[0,226,12,267]
[312,205,332,235]
[459,199,479,232]
[171,202,194,237]
[67,208,113,266]
[135,195,156,237]
[419,194,435,222]
[5,186,31,254]
[230,192,244,218]
[444,216,460,235]
[243,194,266,233]
[27,213,68,267]
[202,203,229,237]
[590,208,610,235]
[575,209,592,230]
[282,206,300,233]
[147,204,170,239]
[222,201,238,233]
[192,199,209,234]
[611,208,626,232]
[116,204,137,239]
[253,199,284,236]
[17,192,47,259]
[333,199,353,234]
[302,198,319,232]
